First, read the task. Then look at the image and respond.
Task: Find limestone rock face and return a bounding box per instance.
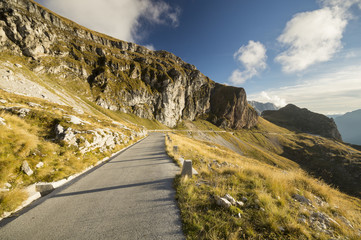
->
[263,104,342,140]
[0,0,258,129]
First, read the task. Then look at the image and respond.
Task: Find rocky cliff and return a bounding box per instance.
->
[0,0,257,129]
[263,104,342,140]
[209,84,258,129]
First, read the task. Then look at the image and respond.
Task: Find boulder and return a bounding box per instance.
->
[65,115,89,125]
[27,102,42,108]
[293,194,312,206]
[36,162,44,168]
[55,124,64,136]
[224,194,237,205]
[215,196,232,208]
[63,128,78,147]
[0,117,6,125]
[22,161,33,176]
[17,108,30,118]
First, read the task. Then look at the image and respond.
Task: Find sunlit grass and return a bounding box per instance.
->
[0,90,146,217]
[167,131,361,239]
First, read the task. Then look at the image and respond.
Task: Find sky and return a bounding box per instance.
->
[34,0,361,115]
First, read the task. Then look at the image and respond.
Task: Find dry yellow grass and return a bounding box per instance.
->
[167,132,361,239]
[0,190,28,215]
[0,90,147,217]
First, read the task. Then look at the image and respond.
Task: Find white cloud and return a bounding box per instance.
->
[320,0,361,10]
[275,8,347,73]
[256,92,287,108]
[249,63,361,114]
[229,40,267,84]
[144,44,156,51]
[42,0,180,42]
[275,0,361,73]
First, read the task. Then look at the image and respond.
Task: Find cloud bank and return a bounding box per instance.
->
[275,0,361,73]
[229,40,267,85]
[42,0,180,42]
[256,92,287,108]
[249,63,361,114]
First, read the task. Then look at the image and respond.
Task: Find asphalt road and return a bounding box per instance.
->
[0,133,184,240]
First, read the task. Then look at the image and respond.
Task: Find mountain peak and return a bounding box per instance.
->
[262,104,342,140]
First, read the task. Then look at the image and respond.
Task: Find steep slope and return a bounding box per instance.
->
[0,89,147,217]
[335,109,361,145]
[167,118,361,239]
[249,100,279,115]
[176,117,361,198]
[263,104,341,140]
[0,0,257,129]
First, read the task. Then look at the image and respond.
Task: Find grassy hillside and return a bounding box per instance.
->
[0,48,169,217]
[167,119,361,239]
[0,88,155,216]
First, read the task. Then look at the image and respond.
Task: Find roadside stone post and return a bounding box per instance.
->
[181,160,193,178]
[173,145,178,154]
[36,183,55,196]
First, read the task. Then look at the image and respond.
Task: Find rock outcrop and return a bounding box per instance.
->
[262,104,342,140]
[0,0,257,129]
[209,84,258,129]
[54,123,146,153]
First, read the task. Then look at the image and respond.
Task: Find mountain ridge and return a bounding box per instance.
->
[335,109,361,145]
[248,100,279,115]
[262,104,342,140]
[2,2,361,239]
[0,0,257,129]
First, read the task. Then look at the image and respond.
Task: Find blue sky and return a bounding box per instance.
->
[35,0,361,115]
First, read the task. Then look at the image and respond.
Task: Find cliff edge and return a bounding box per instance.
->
[0,0,258,129]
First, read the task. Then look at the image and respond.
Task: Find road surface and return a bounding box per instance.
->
[0,133,184,240]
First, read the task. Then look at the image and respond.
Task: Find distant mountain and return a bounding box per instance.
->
[335,109,361,145]
[327,114,342,119]
[262,104,342,140]
[248,101,279,115]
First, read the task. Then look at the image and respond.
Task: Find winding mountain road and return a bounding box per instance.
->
[0,133,184,240]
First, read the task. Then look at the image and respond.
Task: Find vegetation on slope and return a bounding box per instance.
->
[0,90,146,216]
[167,119,361,239]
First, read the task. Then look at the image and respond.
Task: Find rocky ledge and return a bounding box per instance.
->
[0,0,258,129]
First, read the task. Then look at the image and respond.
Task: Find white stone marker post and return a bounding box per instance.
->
[181,160,193,178]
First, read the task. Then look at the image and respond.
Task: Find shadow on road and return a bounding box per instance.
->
[51,178,175,198]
